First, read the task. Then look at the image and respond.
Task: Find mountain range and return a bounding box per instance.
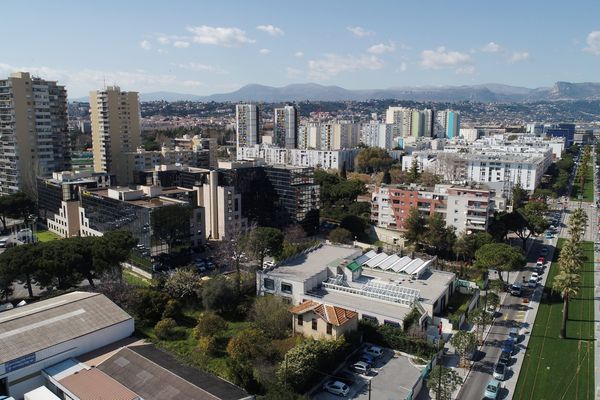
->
[74,82,600,103]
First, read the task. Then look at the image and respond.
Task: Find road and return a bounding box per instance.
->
[456,237,551,400]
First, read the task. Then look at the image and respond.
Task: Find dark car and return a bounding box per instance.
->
[499,350,511,364]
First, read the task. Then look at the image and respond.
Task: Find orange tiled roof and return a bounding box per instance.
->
[289,300,357,326]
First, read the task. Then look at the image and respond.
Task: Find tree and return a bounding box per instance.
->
[567,208,588,243]
[154,318,178,340]
[454,232,493,266]
[328,227,353,244]
[426,365,463,400]
[0,244,40,297]
[129,288,170,325]
[250,296,291,339]
[424,213,455,255]
[193,312,228,338]
[227,328,270,361]
[339,215,367,238]
[468,308,493,344]
[486,292,500,311]
[150,205,193,252]
[93,230,137,281]
[407,158,420,183]
[450,330,478,367]
[0,192,35,232]
[506,202,549,250]
[553,271,580,339]
[558,239,584,274]
[355,147,394,173]
[418,171,441,187]
[382,169,392,184]
[202,276,236,313]
[340,161,347,180]
[474,243,525,283]
[511,183,528,210]
[403,208,426,250]
[488,278,506,294]
[163,268,204,301]
[244,227,284,268]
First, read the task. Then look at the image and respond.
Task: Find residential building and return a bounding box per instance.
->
[90,86,141,185]
[298,123,320,149]
[257,244,456,327]
[371,184,505,234]
[526,123,544,135]
[273,105,297,149]
[235,104,260,148]
[289,300,358,340]
[237,145,359,172]
[0,292,134,399]
[546,123,575,147]
[436,110,461,139]
[361,121,394,149]
[385,107,433,137]
[0,72,71,195]
[318,122,359,150]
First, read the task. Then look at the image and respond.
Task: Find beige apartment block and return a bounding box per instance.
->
[0,72,70,195]
[90,86,141,185]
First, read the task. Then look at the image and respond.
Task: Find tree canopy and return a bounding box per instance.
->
[474,243,525,282]
[355,147,394,173]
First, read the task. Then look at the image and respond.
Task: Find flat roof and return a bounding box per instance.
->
[23,386,60,400]
[97,345,250,400]
[264,244,361,282]
[0,291,132,366]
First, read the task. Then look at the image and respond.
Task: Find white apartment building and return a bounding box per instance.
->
[237,144,359,171]
[235,104,260,148]
[385,106,433,137]
[361,121,394,149]
[273,105,297,149]
[0,72,71,195]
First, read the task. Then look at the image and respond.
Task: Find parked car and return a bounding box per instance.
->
[537,257,545,264]
[528,278,537,288]
[363,345,384,358]
[545,232,554,240]
[499,350,512,364]
[493,362,507,381]
[509,283,522,296]
[352,361,371,375]
[539,247,549,256]
[484,379,501,399]
[358,354,375,367]
[323,380,350,396]
[531,272,539,281]
[502,339,515,355]
[509,327,520,340]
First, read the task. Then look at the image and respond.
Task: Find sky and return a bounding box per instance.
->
[2,0,600,98]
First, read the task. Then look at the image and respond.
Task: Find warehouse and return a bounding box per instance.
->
[0,292,134,399]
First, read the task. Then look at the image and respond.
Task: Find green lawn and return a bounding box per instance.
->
[122,270,151,287]
[513,240,594,400]
[571,163,594,202]
[35,230,61,242]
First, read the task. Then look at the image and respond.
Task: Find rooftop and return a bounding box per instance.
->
[59,368,139,400]
[97,345,251,400]
[289,301,357,326]
[0,292,132,366]
[264,244,362,282]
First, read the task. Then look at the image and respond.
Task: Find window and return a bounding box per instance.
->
[312,318,318,330]
[298,315,303,326]
[326,323,332,335]
[362,314,378,323]
[263,278,275,290]
[281,283,293,294]
[384,320,400,328]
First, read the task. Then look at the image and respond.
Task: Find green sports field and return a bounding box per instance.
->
[513,240,595,400]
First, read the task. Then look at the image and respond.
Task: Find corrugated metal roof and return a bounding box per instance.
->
[0,291,132,365]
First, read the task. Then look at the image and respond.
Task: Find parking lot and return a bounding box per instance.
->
[313,345,424,400]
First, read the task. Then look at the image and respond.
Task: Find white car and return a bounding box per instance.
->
[363,345,384,358]
[531,272,539,281]
[323,380,350,396]
[352,361,371,375]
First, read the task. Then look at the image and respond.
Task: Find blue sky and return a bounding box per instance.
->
[2,0,600,98]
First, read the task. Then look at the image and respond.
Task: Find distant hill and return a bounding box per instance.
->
[71,82,600,103]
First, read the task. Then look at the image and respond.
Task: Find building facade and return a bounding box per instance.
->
[90,86,141,185]
[289,301,358,340]
[273,105,297,149]
[0,72,71,195]
[235,104,260,148]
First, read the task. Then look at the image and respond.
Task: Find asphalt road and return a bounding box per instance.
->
[457,238,551,400]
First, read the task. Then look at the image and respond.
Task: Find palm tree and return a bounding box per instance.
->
[552,271,580,339]
[558,239,584,274]
[568,208,588,242]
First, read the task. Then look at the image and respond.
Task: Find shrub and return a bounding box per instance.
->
[129,288,170,325]
[227,328,270,361]
[202,276,236,313]
[162,299,183,320]
[197,335,219,357]
[250,296,290,339]
[154,318,177,340]
[193,312,227,338]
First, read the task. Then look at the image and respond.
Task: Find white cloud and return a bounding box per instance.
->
[140,40,152,50]
[256,24,284,37]
[186,25,255,47]
[182,80,203,87]
[347,26,373,38]
[295,51,304,57]
[456,65,476,74]
[173,63,227,74]
[481,41,501,53]
[286,67,304,79]
[398,62,408,72]
[420,47,472,72]
[173,40,190,48]
[368,41,396,54]
[509,51,529,63]
[158,36,170,45]
[0,63,201,97]
[259,48,271,55]
[584,31,600,55]
[308,54,383,80]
